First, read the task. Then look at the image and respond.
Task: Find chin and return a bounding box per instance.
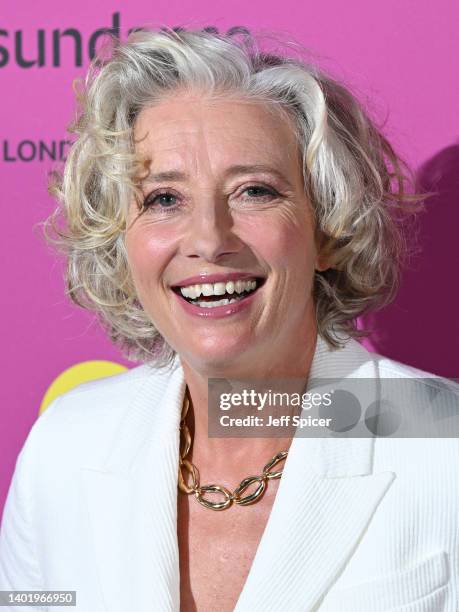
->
[184,334,255,374]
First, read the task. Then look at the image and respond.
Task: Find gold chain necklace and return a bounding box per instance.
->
[177,385,289,511]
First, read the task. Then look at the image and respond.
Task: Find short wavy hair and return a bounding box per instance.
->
[43,26,423,367]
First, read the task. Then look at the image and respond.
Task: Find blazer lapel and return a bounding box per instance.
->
[233,440,395,612]
[80,360,186,612]
[234,337,396,611]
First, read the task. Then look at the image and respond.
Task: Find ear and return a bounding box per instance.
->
[315,254,331,272]
[314,231,332,272]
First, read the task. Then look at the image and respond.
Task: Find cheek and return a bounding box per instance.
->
[246,210,317,272]
[125,230,170,288]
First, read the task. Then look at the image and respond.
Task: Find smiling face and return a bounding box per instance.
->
[125,92,325,377]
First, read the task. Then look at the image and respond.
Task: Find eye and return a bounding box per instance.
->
[142,190,180,213]
[238,184,280,202]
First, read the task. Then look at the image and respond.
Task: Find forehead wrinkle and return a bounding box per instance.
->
[193,101,218,186]
[140,121,225,189]
[135,97,302,188]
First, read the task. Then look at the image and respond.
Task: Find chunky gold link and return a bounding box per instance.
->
[180,422,192,459]
[233,475,267,505]
[262,450,288,479]
[177,385,289,510]
[178,459,200,494]
[195,485,233,511]
[181,386,190,420]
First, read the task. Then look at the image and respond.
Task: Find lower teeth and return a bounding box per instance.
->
[194,297,240,308]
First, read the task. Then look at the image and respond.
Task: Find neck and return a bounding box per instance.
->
[179,328,318,485]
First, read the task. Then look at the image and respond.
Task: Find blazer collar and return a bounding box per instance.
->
[80,335,395,612]
[99,334,381,476]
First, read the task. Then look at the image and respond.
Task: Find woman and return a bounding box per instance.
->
[0,27,458,611]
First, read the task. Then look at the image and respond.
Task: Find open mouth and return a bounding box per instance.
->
[171,277,266,309]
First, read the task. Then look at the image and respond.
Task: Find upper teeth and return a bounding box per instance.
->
[179,279,257,299]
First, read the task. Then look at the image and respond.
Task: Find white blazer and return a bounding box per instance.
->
[1,336,458,611]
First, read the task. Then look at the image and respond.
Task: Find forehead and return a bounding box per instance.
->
[133,94,301,171]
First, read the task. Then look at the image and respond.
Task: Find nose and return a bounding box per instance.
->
[181,197,244,262]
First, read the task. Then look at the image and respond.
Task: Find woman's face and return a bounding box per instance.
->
[125,92,325,374]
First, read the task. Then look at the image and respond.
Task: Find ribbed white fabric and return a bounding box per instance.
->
[0,336,458,611]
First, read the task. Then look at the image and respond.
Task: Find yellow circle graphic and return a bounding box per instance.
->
[40,360,128,416]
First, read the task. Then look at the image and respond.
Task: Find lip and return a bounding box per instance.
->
[172,284,261,319]
[171,272,262,288]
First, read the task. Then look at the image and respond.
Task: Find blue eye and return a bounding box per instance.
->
[143,191,179,212]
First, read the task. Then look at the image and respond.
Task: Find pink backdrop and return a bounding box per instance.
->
[1,1,458,517]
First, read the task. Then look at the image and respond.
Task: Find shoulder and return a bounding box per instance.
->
[332,338,458,404]
[369,351,458,409]
[19,361,178,473]
[40,362,166,423]
[368,352,459,478]
[371,351,444,379]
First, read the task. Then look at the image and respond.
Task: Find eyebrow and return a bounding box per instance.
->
[143,164,294,187]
